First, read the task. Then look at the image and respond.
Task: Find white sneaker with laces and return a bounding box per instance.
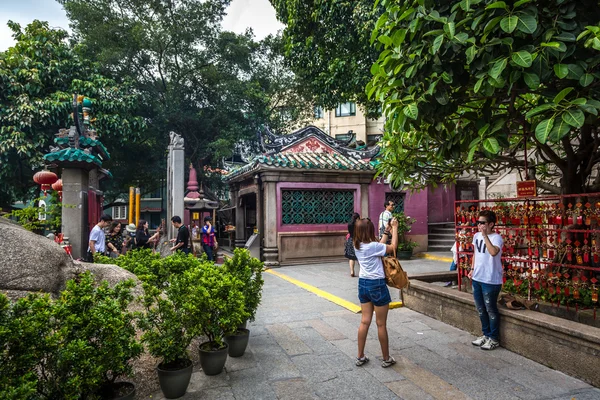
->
[471,335,487,346]
[480,338,500,350]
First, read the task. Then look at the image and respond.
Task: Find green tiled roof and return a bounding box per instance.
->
[44,148,103,167]
[78,137,110,160]
[225,152,374,181]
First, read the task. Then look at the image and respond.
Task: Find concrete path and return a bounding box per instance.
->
[149,258,600,400]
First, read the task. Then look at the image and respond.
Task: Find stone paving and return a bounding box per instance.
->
[149,257,600,399]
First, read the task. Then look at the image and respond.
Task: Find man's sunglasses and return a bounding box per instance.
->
[476,220,488,225]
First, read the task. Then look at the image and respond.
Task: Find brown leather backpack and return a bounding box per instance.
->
[382,249,409,289]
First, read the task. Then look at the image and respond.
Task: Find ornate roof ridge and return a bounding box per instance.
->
[259,125,380,160]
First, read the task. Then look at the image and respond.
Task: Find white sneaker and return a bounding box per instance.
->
[480,338,500,350]
[471,335,487,346]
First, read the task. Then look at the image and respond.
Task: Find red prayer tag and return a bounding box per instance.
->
[568,216,574,225]
[577,216,583,225]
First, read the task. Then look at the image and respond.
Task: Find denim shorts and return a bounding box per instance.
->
[358,278,392,306]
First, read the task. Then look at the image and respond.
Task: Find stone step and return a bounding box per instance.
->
[428,233,456,240]
[428,240,455,248]
[430,227,457,235]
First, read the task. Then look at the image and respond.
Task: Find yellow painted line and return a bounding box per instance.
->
[415,253,453,262]
[266,269,362,313]
[389,301,404,309]
[265,270,404,313]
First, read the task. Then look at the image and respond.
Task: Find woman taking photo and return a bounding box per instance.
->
[344,212,360,277]
[353,217,398,368]
[135,219,160,250]
[106,221,125,257]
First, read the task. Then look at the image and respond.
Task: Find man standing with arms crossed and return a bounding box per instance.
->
[469,210,504,350]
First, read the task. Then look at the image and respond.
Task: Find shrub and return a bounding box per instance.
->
[0,272,141,399]
[222,248,264,323]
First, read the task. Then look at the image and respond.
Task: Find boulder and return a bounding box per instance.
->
[72,261,143,297]
[0,217,70,294]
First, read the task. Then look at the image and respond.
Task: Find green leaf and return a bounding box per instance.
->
[486,1,507,10]
[523,72,539,89]
[378,35,392,46]
[489,58,507,79]
[403,103,419,119]
[541,42,567,52]
[566,64,584,80]
[483,137,500,154]
[587,99,600,109]
[571,98,587,105]
[580,73,594,87]
[454,32,469,43]
[432,35,444,54]
[467,145,478,162]
[516,13,537,34]
[548,118,571,142]
[514,0,532,7]
[535,118,554,144]
[511,50,532,68]
[553,87,573,104]
[562,109,585,128]
[525,103,554,119]
[474,76,484,93]
[466,46,477,64]
[444,22,455,39]
[554,32,576,42]
[392,29,407,47]
[500,16,518,33]
[478,123,490,136]
[370,63,380,76]
[554,64,569,79]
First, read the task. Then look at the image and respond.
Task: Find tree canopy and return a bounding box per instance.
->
[270,0,384,116]
[0,20,145,207]
[369,0,600,194]
[60,0,312,198]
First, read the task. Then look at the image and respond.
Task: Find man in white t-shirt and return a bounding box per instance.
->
[378,200,395,238]
[87,214,112,261]
[468,210,504,351]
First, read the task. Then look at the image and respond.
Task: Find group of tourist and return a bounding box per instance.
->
[347,201,503,368]
[86,214,218,261]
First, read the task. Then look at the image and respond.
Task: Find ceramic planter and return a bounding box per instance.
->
[199,341,228,375]
[397,250,413,260]
[156,358,193,399]
[224,328,250,357]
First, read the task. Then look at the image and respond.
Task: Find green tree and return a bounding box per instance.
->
[270,0,385,116]
[0,20,145,207]
[369,0,600,194]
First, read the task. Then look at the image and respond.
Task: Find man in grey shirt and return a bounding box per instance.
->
[87,214,112,261]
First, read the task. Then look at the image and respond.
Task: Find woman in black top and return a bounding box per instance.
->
[106,221,125,257]
[345,212,360,276]
[135,220,160,250]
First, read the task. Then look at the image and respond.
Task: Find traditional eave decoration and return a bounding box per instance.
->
[258,125,380,160]
[184,163,219,210]
[44,94,111,174]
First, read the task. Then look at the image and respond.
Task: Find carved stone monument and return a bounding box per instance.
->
[166,132,185,238]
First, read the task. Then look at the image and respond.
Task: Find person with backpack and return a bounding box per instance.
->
[353,216,398,368]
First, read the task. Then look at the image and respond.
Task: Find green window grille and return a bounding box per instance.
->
[281,190,355,225]
[385,192,405,214]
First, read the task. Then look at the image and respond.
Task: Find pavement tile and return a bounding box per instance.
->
[307,318,347,341]
[386,380,435,400]
[293,326,343,355]
[228,367,278,400]
[271,378,319,400]
[266,324,313,356]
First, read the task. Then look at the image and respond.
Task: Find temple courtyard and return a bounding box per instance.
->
[150,258,600,400]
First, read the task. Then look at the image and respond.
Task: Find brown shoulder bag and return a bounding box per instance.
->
[382,249,409,289]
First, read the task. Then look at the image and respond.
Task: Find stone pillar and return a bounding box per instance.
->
[262,181,279,267]
[255,178,264,261]
[361,183,370,218]
[167,132,185,238]
[479,177,489,200]
[235,195,246,248]
[61,168,89,259]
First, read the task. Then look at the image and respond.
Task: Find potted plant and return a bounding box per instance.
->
[222,248,264,357]
[182,262,247,374]
[393,211,418,259]
[0,273,142,400]
[137,278,199,398]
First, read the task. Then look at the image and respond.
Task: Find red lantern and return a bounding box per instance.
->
[52,179,63,201]
[33,170,58,195]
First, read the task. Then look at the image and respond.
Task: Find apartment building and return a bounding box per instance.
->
[312,102,385,144]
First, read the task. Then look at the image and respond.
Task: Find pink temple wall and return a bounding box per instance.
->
[427,184,456,224]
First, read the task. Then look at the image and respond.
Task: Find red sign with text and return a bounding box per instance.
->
[516,180,536,197]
